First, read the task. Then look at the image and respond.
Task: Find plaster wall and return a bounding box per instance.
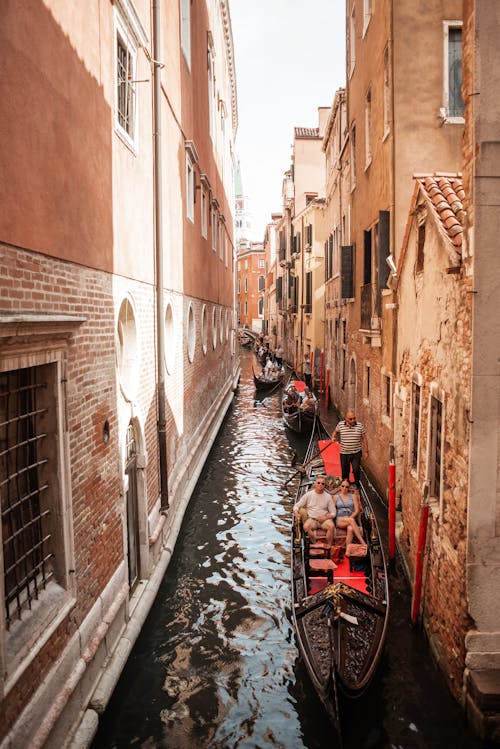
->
[396,194,473,695]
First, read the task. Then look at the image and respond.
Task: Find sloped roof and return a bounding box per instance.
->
[414,173,465,249]
[294,127,320,138]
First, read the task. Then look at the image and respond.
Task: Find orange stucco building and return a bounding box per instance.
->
[0,1,238,746]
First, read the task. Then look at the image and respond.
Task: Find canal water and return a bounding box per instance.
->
[92,350,490,749]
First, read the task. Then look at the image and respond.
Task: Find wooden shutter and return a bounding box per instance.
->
[341,245,354,298]
[378,210,390,290]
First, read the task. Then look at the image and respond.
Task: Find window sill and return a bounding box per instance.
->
[114,125,138,156]
[3,582,76,696]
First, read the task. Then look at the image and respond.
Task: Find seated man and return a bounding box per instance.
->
[293,475,336,546]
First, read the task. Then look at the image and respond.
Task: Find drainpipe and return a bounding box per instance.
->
[153,0,169,512]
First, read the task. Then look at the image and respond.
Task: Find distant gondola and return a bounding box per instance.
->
[252,368,284,392]
[290,416,389,730]
[282,371,317,434]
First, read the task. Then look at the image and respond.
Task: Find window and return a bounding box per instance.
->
[341,245,354,299]
[0,343,76,683]
[244,278,248,293]
[180,0,191,68]
[211,208,217,251]
[186,155,195,223]
[305,271,312,313]
[341,320,347,388]
[350,126,356,191]
[349,5,356,76]
[383,46,391,138]
[258,259,265,268]
[207,44,216,141]
[258,298,264,316]
[164,303,175,375]
[237,279,241,294]
[383,373,391,418]
[429,394,443,500]
[115,25,136,144]
[363,362,371,400]
[219,222,224,260]
[187,304,195,362]
[258,275,265,292]
[201,304,208,355]
[212,307,217,349]
[363,0,372,36]
[201,189,208,239]
[185,141,198,224]
[305,224,313,249]
[410,381,421,470]
[416,221,425,273]
[443,22,464,120]
[365,89,372,167]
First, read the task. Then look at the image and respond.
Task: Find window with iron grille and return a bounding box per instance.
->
[411,381,421,469]
[0,364,70,633]
[429,395,443,499]
[0,346,77,688]
[116,33,136,141]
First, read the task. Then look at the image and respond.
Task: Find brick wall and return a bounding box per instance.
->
[0,242,122,737]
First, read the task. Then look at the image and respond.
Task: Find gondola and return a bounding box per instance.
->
[281,371,317,434]
[252,368,284,392]
[290,416,389,730]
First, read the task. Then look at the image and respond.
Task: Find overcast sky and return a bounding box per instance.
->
[229,0,346,241]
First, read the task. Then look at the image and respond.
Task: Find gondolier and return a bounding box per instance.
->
[332,411,369,487]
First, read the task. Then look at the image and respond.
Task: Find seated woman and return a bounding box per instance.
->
[300,391,318,416]
[283,386,300,413]
[334,481,365,545]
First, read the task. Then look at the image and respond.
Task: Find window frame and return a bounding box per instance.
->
[410,377,422,473]
[180,0,191,69]
[114,13,138,149]
[442,21,464,123]
[427,385,445,507]
[0,339,77,693]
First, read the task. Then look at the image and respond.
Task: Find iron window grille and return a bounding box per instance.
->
[117,34,136,138]
[1,367,53,630]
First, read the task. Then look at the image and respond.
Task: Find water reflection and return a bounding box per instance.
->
[92,350,485,749]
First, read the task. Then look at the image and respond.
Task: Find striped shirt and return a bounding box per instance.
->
[335,420,365,454]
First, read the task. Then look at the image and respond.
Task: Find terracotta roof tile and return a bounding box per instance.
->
[415,173,466,251]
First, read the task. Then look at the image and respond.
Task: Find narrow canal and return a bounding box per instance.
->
[92,350,488,749]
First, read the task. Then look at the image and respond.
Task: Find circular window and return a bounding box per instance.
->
[212,306,217,349]
[201,304,208,355]
[219,307,223,343]
[187,303,196,362]
[165,303,175,375]
[117,297,139,401]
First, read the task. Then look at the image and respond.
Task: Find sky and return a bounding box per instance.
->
[229,0,346,241]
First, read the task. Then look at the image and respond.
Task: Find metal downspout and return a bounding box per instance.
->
[153,0,169,511]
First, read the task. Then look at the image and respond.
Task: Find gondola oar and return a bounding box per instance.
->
[282,437,336,488]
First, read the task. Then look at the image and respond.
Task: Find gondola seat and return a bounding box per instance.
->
[308,558,337,584]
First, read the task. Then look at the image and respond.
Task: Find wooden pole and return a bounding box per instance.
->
[411,498,430,625]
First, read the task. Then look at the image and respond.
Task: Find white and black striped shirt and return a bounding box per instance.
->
[335,420,365,454]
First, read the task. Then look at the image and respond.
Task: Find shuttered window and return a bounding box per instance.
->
[341,245,354,299]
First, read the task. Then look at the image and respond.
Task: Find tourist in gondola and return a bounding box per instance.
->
[283,385,300,413]
[300,389,318,416]
[293,476,337,546]
[333,481,365,546]
[332,410,369,487]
